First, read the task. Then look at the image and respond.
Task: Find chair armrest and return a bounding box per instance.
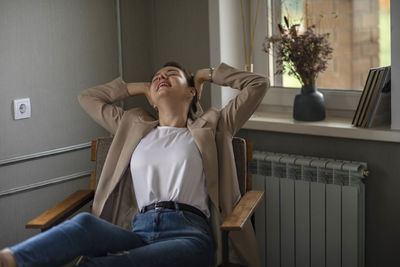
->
[221,190,264,231]
[26,189,94,231]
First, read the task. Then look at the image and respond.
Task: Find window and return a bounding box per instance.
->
[268,0,391,90]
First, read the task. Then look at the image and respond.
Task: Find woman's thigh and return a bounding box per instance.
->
[68,212,146,255]
[79,236,214,267]
[128,236,214,267]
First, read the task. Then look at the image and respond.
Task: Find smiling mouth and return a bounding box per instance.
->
[157,82,171,90]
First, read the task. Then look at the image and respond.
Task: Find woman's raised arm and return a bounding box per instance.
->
[211,63,269,136]
[78,78,150,134]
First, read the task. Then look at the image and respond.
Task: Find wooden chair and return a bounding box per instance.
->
[26,137,264,266]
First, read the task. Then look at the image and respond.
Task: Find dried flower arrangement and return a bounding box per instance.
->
[263,16,333,86]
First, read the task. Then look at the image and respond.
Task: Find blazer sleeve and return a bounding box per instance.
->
[213,63,269,136]
[78,77,130,134]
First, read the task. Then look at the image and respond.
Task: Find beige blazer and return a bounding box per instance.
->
[78,63,268,267]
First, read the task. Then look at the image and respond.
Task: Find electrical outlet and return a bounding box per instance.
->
[13,98,31,120]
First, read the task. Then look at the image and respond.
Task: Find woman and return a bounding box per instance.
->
[0,62,268,267]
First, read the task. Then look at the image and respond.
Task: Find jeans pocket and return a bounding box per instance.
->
[179,211,211,236]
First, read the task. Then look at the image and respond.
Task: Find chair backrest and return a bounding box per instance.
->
[91,137,113,190]
[91,136,252,196]
[232,137,249,196]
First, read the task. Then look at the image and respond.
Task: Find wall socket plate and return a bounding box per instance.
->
[13,98,31,120]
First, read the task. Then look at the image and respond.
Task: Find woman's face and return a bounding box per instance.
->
[149,66,195,108]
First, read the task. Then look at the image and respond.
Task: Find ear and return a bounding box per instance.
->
[186,87,196,101]
[190,87,196,97]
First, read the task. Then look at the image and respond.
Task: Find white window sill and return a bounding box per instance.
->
[243,111,400,143]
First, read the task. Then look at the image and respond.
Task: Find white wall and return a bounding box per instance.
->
[218,0,246,107]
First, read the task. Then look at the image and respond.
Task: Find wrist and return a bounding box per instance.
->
[195,69,209,83]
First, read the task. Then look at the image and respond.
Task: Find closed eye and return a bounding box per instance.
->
[151,70,180,83]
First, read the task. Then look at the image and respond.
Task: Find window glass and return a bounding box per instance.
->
[272,0,391,90]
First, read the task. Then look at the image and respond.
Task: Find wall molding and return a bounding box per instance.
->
[0,170,92,198]
[0,142,92,167]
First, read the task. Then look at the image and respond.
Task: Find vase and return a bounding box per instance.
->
[293,85,326,121]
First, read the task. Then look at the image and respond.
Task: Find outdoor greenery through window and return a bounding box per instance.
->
[269,0,391,90]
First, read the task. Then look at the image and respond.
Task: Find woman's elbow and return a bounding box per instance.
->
[77,88,92,106]
[77,92,86,108]
[256,78,269,96]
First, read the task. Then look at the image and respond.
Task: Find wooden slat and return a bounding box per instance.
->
[246,140,253,191]
[90,172,96,190]
[26,189,94,230]
[246,173,253,191]
[221,190,264,231]
[91,140,97,161]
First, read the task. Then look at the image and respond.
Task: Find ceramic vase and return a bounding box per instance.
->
[293,85,326,121]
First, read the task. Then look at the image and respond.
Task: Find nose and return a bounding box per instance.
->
[160,72,168,79]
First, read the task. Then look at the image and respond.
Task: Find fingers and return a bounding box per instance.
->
[194,69,211,101]
[196,83,204,101]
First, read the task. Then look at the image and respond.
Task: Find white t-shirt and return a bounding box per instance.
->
[130,126,210,217]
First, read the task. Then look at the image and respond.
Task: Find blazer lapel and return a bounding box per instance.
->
[112,119,159,192]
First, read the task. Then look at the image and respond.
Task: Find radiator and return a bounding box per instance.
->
[250,151,367,267]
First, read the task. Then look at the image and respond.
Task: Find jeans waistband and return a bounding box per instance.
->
[141,201,208,222]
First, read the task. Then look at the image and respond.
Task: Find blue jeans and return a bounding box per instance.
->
[9,210,214,267]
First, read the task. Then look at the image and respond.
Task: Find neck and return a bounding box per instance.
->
[157,103,189,128]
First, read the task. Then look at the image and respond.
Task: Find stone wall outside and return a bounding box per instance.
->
[305,0,379,90]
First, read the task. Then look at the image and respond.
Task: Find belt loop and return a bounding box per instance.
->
[173,202,179,211]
